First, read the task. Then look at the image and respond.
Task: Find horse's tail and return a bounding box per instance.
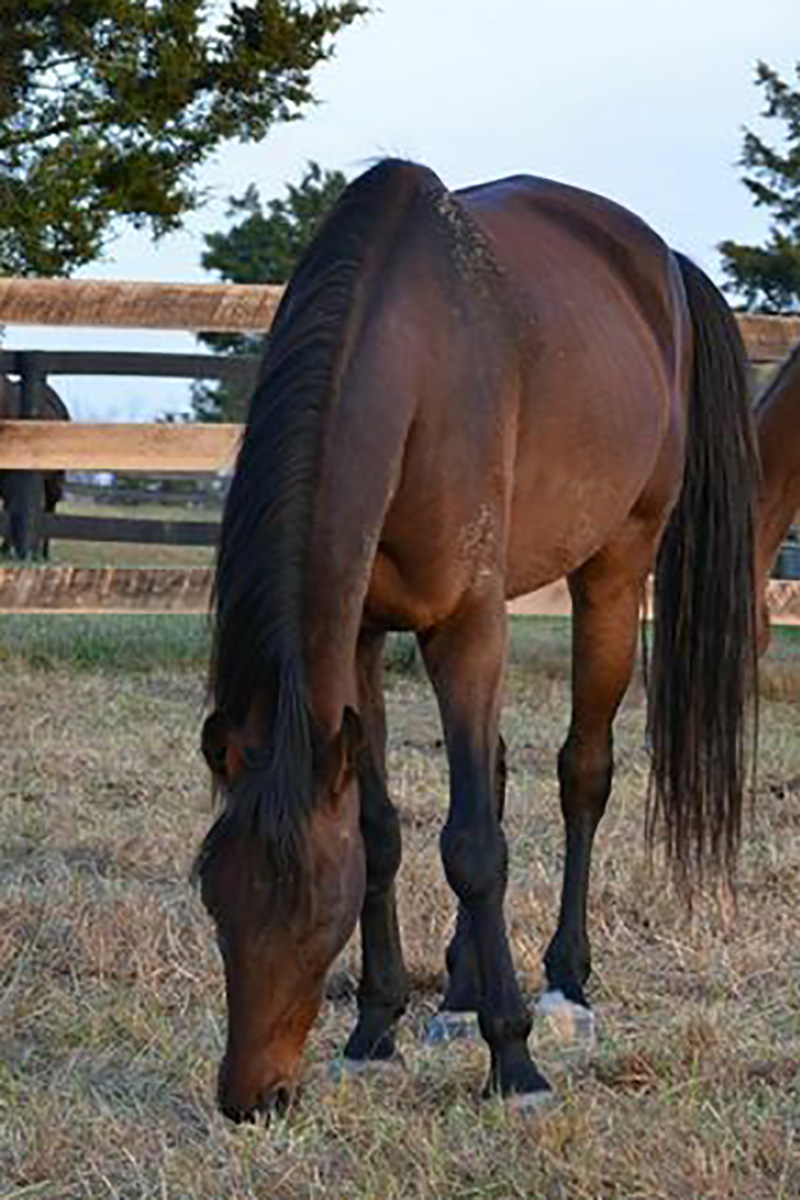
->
[647,252,759,888]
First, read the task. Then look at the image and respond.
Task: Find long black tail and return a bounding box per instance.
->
[647,253,759,887]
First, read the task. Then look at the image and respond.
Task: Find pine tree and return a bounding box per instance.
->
[191,161,347,421]
[720,61,800,312]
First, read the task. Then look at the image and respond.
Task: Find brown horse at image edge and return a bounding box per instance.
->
[195,160,759,1120]
[755,340,800,642]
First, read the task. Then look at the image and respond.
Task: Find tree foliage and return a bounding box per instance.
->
[191,160,347,421]
[0,1,365,276]
[720,60,800,311]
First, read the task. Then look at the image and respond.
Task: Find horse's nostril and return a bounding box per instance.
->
[273,1085,291,1117]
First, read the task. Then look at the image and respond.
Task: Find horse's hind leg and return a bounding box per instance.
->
[421,595,551,1105]
[426,733,506,1045]
[342,630,409,1069]
[541,546,647,1044]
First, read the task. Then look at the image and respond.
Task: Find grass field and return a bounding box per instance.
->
[1,618,798,1199]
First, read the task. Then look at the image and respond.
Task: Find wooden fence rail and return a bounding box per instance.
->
[1,568,798,622]
[0,349,259,382]
[0,279,799,614]
[0,420,240,472]
[1,277,799,361]
[0,279,283,333]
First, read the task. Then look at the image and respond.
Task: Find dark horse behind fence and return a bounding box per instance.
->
[754,337,800,645]
[0,375,70,559]
[195,160,758,1120]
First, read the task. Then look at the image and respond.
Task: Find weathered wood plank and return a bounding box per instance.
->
[737,314,800,364]
[0,567,214,613]
[0,277,799,362]
[0,279,282,333]
[508,579,800,625]
[0,421,240,471]
[0,568,798,622]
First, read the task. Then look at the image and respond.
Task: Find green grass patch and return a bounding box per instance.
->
[1,612,797,700]
[0,614,212,671]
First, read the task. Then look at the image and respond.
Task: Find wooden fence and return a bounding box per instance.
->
[0,278,799,616]
[1,276,799,353]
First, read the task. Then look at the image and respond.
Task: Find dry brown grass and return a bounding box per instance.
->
[1,621,798,1199]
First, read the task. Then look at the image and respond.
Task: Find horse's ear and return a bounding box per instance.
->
[325,706,365,801]
[201,710,230,782]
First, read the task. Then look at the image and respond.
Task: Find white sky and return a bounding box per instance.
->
[4,0,800,420]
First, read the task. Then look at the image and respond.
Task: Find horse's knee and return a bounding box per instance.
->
[557,735,613,823]
[441,816,506,902]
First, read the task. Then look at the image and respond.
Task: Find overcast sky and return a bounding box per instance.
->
[6,0,800,420]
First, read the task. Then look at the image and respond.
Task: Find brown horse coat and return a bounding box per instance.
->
[198,161,758,1118]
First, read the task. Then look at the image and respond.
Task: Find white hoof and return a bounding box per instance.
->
[328,1054,406,1083]
[537,990,596,1050]
[504,1086,557,1115]
[424,1010,480,1045]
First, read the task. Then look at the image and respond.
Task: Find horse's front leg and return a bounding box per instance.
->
[541,547,649,1045]
[421,596,550,1106]
[426,734,506,1045]
[342,631,409,1068]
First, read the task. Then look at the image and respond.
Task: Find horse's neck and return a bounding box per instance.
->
[756,359,800,581]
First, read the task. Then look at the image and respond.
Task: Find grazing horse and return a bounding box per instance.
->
[754,341,800,649]
[0,375,70,559]
[195,160,758,1120]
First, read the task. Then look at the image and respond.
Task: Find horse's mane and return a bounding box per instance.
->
[194,159,451,915]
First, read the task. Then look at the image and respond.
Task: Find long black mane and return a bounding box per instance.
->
[194,160,442,912]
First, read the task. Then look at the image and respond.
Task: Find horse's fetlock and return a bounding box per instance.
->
[478,1007,532,1050]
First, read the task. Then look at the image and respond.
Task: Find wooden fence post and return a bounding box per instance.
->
[10,352,47,559]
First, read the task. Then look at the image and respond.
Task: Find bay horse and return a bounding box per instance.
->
[196,160,758,1120]
[755,340,800,647]
[0,375,70,559]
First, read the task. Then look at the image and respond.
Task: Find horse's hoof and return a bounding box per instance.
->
[504,1085,557,1115]
[328,1053,406,1083]
[424,1010,480,1045]
[537,989,596,1050]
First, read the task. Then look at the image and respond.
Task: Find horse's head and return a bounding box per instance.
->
[197,705,366,1122]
